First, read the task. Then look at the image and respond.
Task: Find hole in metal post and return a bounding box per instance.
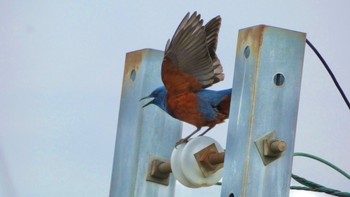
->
[244,46,250,59]
[229,193,234,197]
[273,73,285,86]
[130,69,136,81]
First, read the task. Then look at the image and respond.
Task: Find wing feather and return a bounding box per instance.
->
[162,12,224,95]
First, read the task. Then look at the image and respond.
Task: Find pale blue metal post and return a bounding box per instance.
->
[110,49,182,197]
[221,26,306,197]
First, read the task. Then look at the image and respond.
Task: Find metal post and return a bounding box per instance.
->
[221,25,306,197]
[110,49,182,197]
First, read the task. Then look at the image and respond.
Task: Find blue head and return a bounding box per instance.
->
[140,86,169,113]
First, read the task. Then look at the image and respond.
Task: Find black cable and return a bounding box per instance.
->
[306,39,350,110]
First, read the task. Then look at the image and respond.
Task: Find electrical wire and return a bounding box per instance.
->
[294,152,350,180]
[291,152,350,196]
[291,174,350,197]
[306,39,350,110]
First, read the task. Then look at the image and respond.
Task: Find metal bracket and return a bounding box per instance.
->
[146,158,171,186]
[254,131,287,165]
[194,143,224,177]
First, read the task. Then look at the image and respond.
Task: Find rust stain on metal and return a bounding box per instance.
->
[194,143,224,177]
[265,139,287,156]
[208,151,225,165]
[254,131,286,165]
[147,158,171,186]
[121,50,147,96]
[237,25,266,61]
[237,25,267,197]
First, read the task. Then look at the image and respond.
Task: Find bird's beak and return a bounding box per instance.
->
[140,96,154,108]
[142,100,153,108]
[140,96,152,101]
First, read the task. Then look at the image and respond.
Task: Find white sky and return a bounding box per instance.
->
[1,0,349,197]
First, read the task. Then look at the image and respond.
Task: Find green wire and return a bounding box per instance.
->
[292,152,350,196]
[215,152,350,197]
[291,173,350,196]
[293,152,350,180]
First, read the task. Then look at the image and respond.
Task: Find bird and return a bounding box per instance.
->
[140,12,231,145]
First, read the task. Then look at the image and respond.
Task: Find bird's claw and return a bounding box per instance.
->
[175,138,188,148]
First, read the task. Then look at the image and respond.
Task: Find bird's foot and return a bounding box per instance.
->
[175,138,189,148]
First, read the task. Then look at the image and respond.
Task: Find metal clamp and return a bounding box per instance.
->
[255,131,287,165]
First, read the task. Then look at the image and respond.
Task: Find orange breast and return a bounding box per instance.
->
[167,93,206,127]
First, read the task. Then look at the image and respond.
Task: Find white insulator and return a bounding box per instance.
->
[170,136,224,188]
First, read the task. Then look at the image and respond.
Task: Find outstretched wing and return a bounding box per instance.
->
[161,12,224,95]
